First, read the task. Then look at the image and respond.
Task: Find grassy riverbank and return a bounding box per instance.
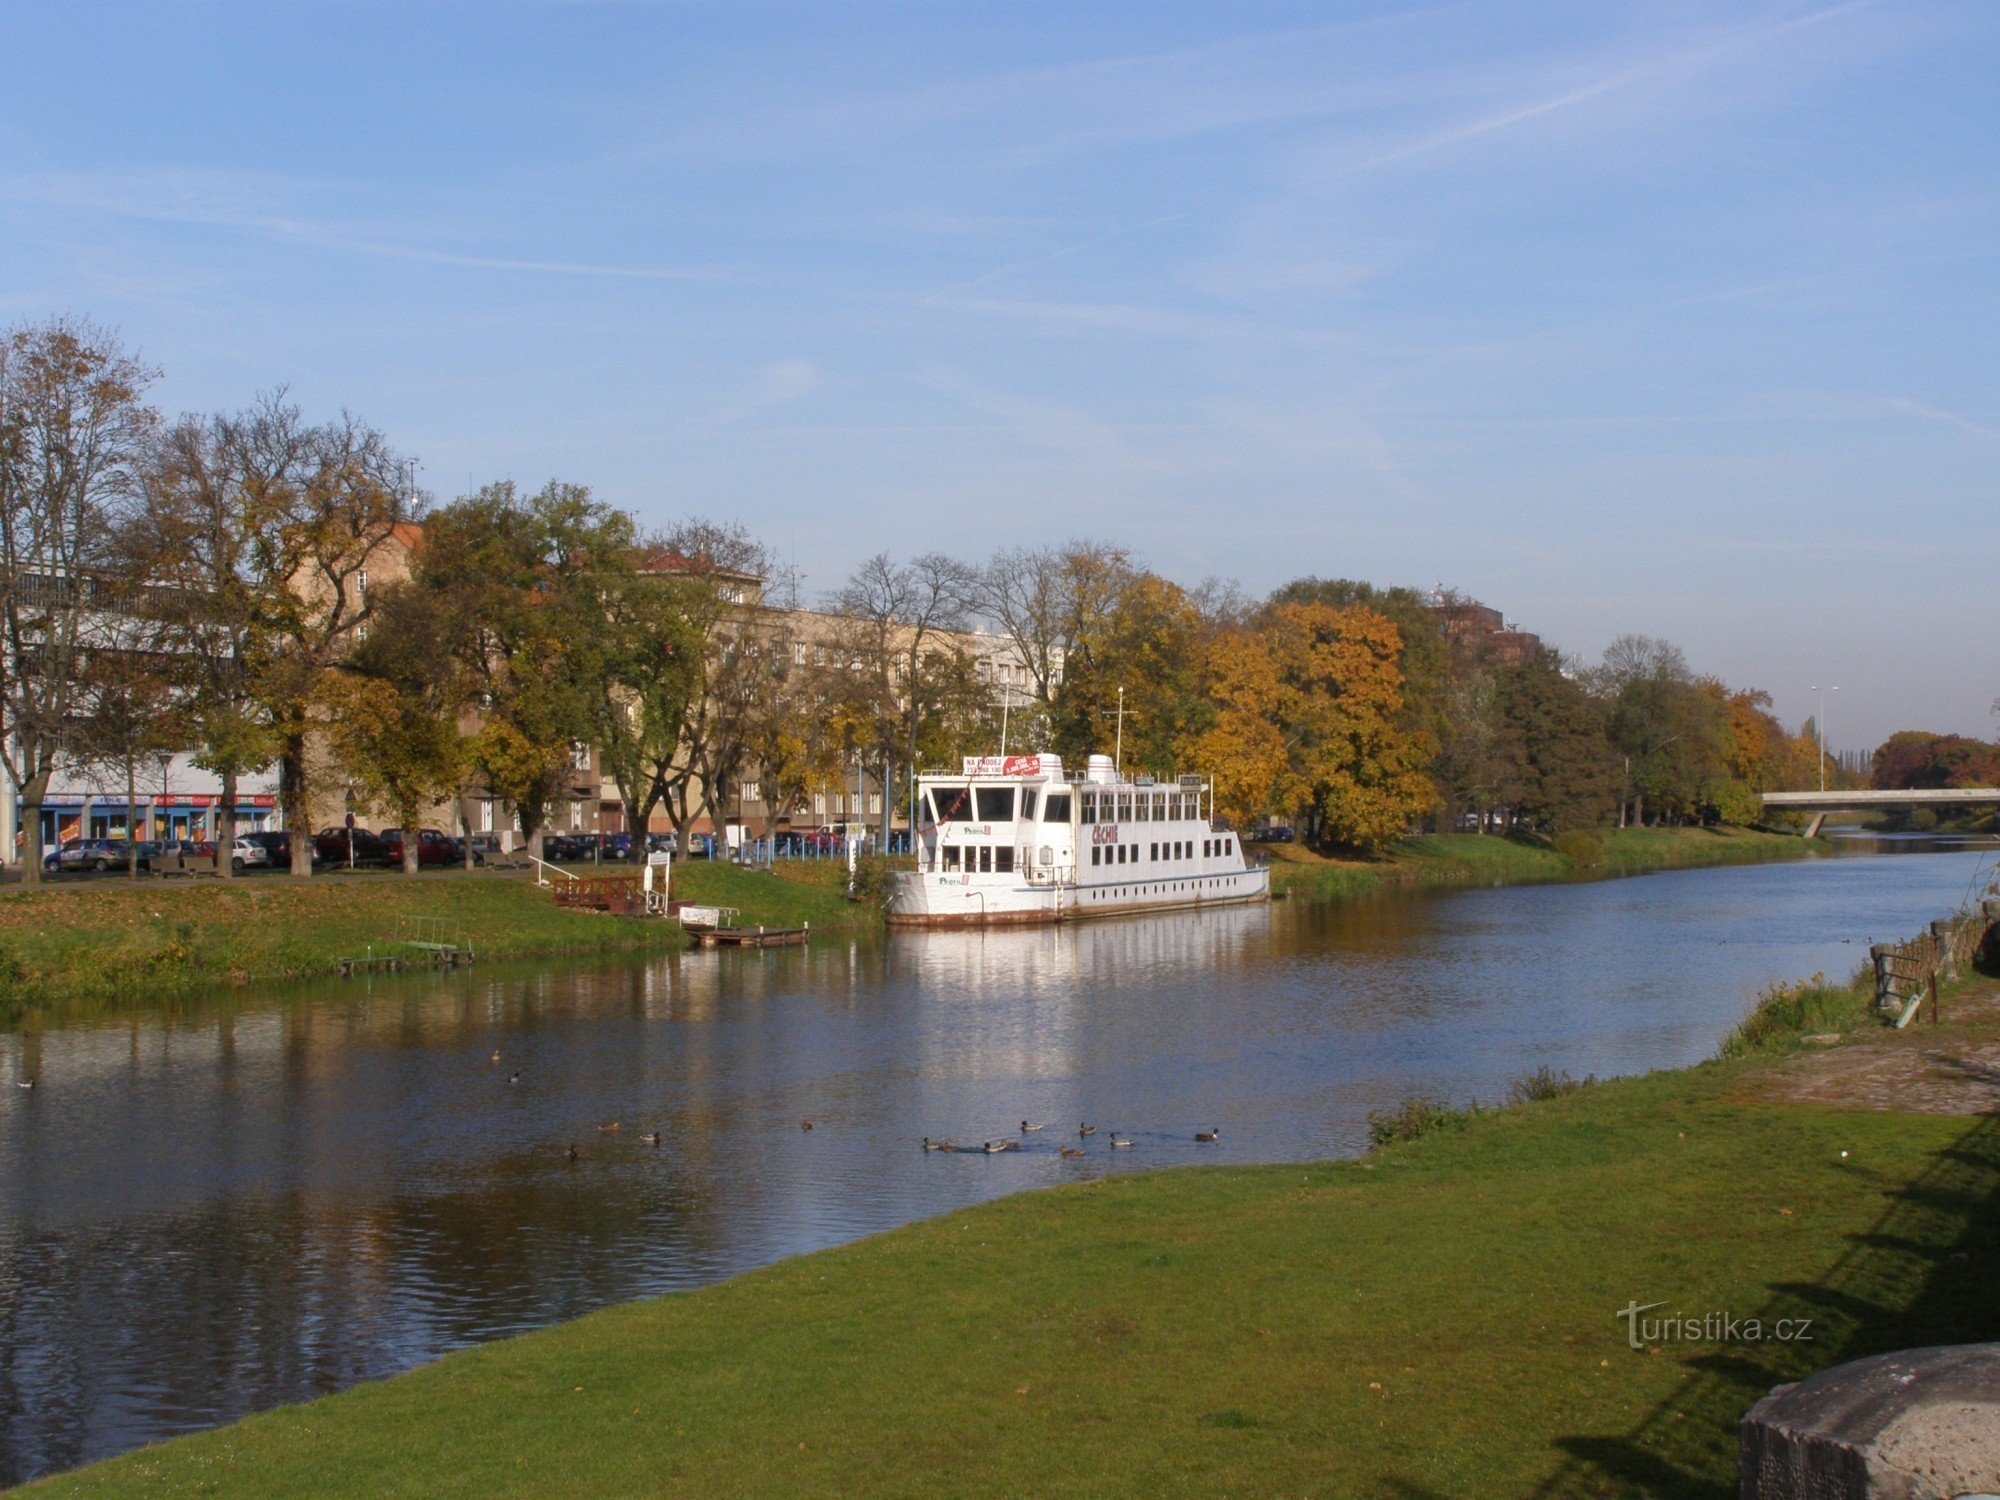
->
[671,856,887,932]
[36,964,2000,1498]
[0,874,684,1024]
[1266,825,1826,902]
[0,858,900,1024]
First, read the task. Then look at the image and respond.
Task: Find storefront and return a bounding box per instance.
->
[25,794,276,850]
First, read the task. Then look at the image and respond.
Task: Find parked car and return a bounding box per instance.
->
[313,826,391,867]
[48,837,136,873]
[540,833,590,862]
[596,832,633,860]
[228,836,270,872]
[378,827,464,868]
[241,830,317,869]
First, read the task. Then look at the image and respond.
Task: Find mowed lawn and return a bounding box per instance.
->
[33,1060,2000,1498]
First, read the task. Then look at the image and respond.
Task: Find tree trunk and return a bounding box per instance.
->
[126,760,141,879]
[624,783,662,864]
[19,761,50,887]
[281,734,314,877]
[526,816,544,863]
[217,769,238,879]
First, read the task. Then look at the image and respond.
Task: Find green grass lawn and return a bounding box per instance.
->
[34,1036,1997,1498]
[0,872,683,1024]
[668,857,882,931]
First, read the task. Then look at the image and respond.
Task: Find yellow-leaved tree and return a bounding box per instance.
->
[1260,601,1435,851]
[1190,628,1297,829]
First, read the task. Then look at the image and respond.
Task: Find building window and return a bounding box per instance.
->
[742,781,761,803]
[570,743,591,772]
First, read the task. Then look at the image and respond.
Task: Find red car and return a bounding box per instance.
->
[379,828,472,868]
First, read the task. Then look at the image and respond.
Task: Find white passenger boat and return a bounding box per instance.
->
[887,753,1270,929]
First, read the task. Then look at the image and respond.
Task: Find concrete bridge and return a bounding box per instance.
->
[1761,787,2000,838]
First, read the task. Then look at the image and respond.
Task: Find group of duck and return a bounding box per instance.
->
[921,1121,1222,1157]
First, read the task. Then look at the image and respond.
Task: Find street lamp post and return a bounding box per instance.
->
[1810,684,1839,791]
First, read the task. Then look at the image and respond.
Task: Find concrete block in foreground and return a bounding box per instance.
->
[1740,1344,2000,1498]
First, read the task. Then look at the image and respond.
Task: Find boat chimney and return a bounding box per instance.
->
[1086,754,1117,784]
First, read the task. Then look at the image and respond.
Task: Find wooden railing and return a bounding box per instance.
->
[1871,898,2000,1026]
[550,873,651,917]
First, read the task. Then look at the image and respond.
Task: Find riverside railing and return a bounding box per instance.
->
[1870,898,2000,1027]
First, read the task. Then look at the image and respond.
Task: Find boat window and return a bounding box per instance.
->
[978,846,992,873]
[995,846,1014,873]
[1116,793,1132,821]
[1043,793,1071,823]
[932,786,974,823]
[1081,793,1097,824]
[1022,790,1039,821]
[942,844,961,871]
[1091,846,1100,866]
[975,787,1015,823]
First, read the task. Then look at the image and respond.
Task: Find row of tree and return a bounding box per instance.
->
[1,316,1844,884]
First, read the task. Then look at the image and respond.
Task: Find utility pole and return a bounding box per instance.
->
[1114,685,1126,775]
[1810,684,1838,791]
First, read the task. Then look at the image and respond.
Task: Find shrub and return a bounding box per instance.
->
[1506,1065,1592,1105]
[1367,1095,1477,1149]
[1718,972,1875,1057]
[1551,830,1603,868]
[849,856,903,911]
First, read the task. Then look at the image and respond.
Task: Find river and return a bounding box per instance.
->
[2,838,1995,1486]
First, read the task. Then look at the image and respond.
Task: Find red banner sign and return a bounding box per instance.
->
[961,755,1044,777]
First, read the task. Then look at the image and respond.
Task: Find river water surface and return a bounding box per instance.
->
[2,840,1995,1485]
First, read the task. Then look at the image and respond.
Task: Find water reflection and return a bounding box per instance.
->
[1,845,1995,1484]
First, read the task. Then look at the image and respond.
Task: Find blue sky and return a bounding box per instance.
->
[3,1,1995,748]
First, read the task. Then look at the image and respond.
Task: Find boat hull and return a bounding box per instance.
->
[886,866,1271,929]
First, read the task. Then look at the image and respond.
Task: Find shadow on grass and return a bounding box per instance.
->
[1535,1112,2000,1499]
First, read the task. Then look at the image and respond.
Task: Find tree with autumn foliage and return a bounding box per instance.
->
[1250,600,1435,850]
[1189,627,1296,830]
[1050,570,1213,775]
[323,582,467,874]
